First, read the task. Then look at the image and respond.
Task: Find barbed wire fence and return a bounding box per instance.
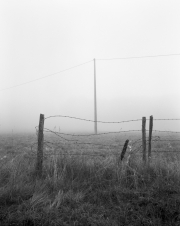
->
[33,114,180,177]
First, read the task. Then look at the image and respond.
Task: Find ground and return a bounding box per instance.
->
[0,132,180,225]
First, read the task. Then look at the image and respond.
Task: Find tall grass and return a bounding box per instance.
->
[0,149,180,225]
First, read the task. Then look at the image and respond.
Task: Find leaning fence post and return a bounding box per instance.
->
[142,117,146,164]
[117,140,129,165]
[148,115,153,163]
[121,139,129,161]
[36,114,44,177]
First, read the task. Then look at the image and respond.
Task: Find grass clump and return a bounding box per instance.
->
[0,149,180,225]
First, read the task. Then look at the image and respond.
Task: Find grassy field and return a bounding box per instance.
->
[0,132,180,225]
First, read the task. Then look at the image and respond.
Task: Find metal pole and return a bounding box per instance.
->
[94,59,97,134]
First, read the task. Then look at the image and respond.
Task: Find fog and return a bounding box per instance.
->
[0,0,180,134]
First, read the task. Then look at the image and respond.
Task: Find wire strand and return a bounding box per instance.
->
[0,60,93,91]
[153,130,180,134]
[1,53,180,91]
[45,115,142,123]
[96,53,180,61]
[45,115,180,123]
[44,128,141,136]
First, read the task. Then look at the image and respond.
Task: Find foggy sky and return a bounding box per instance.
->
[0,0,180,133]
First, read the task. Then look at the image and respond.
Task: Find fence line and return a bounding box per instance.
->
[41,136,180,149]
[37,116,180,147]
[45,115,180,123]
[44,128,142,136]
[43,136,161,148]
[38,116,180,150]
[44,129,121,147]
[41,127,180,138]
[45,115,142,123]
[34,114,180,177]
[153,130,180,134]
[43,128,174,148]
[43,128,180,136]
[152,151,180,153]
[152,119,180,121]
[153,139,180,142]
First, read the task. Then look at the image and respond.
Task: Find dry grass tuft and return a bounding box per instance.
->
[0,139,180,225]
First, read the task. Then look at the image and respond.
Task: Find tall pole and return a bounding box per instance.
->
[94,59,97,134]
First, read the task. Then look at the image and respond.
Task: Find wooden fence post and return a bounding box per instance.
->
[142,117,146,164]
[148,115,153,163]
[36,114,44,177]
[120,139,129,161]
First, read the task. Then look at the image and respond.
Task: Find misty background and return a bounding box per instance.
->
[0,0,180,133]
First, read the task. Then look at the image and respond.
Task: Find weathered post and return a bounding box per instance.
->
[142,117,146,164]
[117,139,129,165]
[36,114,44,177]
[148,115,153,163]
[120,139,129,161]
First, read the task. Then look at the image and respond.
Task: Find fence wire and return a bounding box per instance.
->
[45,115,180,123]
[44,128,142,136]
[45,115,142,123]
[9,116,179,160]
[1,116,180,166]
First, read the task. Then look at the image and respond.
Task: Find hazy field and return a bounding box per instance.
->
[0,132,180,225]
